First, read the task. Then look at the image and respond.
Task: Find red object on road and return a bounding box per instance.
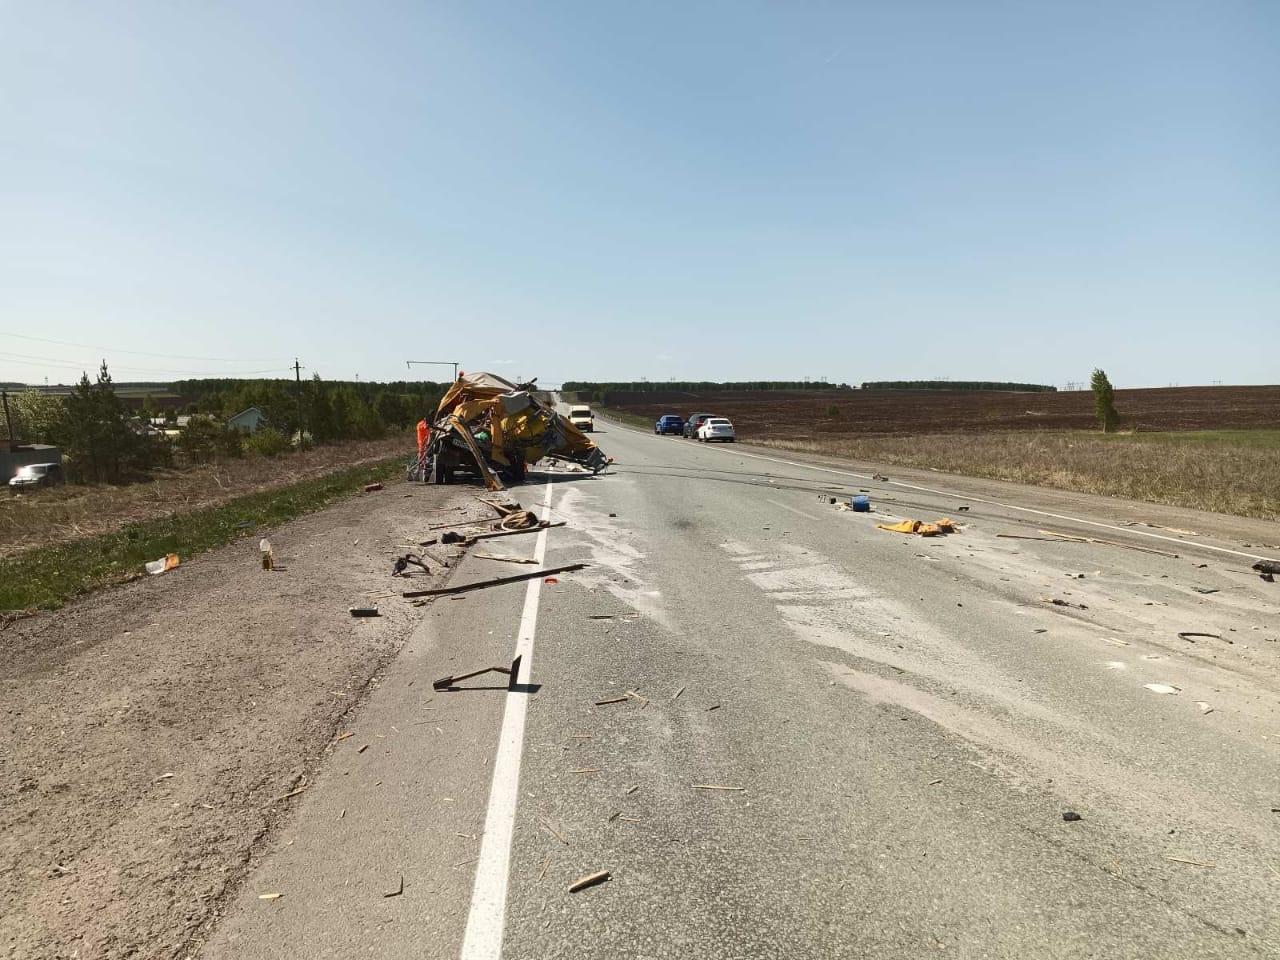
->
[544,577,559,584]
[364,482,384,493]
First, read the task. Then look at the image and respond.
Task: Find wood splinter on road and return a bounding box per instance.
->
[402,562,586,598]
[383,874,404,898]
[568,870,611,893]
[692,784,746,792]
[594,696,630,706]
[540,818,570,845]
[1164,856,1216,868]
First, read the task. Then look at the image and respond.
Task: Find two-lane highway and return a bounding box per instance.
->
[204,417,1280,959]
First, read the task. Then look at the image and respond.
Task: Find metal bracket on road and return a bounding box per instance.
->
[433,654,523,692]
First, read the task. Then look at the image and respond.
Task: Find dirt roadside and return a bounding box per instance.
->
[0,477,488,960]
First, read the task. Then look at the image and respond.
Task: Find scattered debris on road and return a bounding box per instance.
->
[433,654,523,692]
[1178,632,1228,644]
[1144,683,1180,695]
[348,606,380,617]
[875,518,957,536]
[1194,701,1214,714]
[568,870,611,893]
[692,784,745,792]
[595,695,631,706]
[257,892,283,901]
[540,818,570,845]
[383,874,404,898]
[1038,529,1180,559]
[391,553,431,577]
[1253,560,1279,580]
[364,482,384,493]
[1062,811,1083,822]
[1164,856,1215,868]
[1039,597,1088,610]
[474,552,537,564]
[402,562,587,598]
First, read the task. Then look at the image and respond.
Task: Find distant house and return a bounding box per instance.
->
[226,406,268,435]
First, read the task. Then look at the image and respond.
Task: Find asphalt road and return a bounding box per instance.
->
[202,417,1280,960]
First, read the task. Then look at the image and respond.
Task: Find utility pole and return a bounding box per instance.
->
[294,358,305,439]
[2,390,14,446]
[406,360,460,381]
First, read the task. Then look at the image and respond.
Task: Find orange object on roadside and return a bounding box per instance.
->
[416,418,430,454]
[876,518,957,536]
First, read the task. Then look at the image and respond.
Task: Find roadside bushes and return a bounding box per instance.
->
[244,427,292,458]
[177,417,242,464]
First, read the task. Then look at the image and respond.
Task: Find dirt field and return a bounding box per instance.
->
[0,433,416,561]
[0,478,491,960]
[606,385,1280,439]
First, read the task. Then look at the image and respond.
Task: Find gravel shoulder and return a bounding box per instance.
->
[0,477,479,960]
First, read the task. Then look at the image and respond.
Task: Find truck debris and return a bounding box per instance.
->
[422,372,608,489]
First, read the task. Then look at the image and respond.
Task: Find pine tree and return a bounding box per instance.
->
[1091,368,1120,433]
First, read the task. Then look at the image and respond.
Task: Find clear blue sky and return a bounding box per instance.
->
[1,1,1276,389]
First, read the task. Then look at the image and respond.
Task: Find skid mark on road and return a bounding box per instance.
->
[552,483,674,629]
[718,541,1272,837]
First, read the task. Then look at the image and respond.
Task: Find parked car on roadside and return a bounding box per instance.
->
[8,462,65,491]
[697,417,736,443]
[655,414,685,435]
[683,412,716,439]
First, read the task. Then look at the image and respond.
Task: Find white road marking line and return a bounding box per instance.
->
[765,498,823,522]
[608,418,1270,562]
[459,478,554,960]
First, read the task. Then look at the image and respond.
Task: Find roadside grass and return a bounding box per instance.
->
[0,458,403,612]
[754,431,1280,521]
[596,409,654,432]
[1102,429,1280,449]
[0,433,413,559]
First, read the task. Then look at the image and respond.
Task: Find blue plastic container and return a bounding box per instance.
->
[851,495,871,512]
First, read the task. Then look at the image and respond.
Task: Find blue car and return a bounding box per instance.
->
[655,414,685,435]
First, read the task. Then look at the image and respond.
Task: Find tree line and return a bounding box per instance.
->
[563,380,853,405]
[859,380,1057,392]
[6,366,448,485]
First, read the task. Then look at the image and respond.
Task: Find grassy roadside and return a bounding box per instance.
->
[1,432,414,559]
[756,431,1280,522]
[0,457,403,612]
[597,409,654,431]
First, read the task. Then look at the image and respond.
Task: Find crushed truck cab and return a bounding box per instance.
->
[424,372,608,489]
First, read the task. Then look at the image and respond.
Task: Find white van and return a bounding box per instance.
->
[568,404,594,432]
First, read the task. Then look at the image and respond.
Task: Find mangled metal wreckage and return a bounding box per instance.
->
[423,372,608,489]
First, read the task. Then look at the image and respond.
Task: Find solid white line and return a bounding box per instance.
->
[459,478,554,960]
[765,498,824,522]
[601,416,1268,563]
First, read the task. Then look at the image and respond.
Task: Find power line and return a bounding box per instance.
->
[0,350,292,379]
[0,331,283,364]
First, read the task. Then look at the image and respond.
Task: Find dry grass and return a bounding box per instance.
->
[0,432,415,559]
[756,431,1280,522]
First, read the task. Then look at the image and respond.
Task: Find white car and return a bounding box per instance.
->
[697,417,736,442]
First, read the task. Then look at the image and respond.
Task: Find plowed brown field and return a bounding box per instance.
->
[607,385,1280,439]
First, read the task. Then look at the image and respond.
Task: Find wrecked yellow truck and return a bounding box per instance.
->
[420,372,608,489]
